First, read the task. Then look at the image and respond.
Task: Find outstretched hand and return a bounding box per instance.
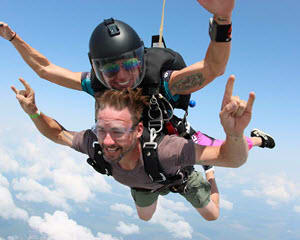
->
[0,22,15,40]
[196,0,235,18]
[219,75,255,137]
[11,78,38,115]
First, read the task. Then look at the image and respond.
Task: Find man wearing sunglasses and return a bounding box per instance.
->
[1,1,234,93]
[12,74,253,221]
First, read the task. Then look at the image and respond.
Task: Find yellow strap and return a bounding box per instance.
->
[159,0,166,47]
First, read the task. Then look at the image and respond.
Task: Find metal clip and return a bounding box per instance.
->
[148,95,162,120]
[148,119,163,133]
[92,141,99,148]
[143,128,158,149]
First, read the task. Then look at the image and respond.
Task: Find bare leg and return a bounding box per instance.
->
[196,170,220,221]
[251,136,262,147]
[135,200,158,221]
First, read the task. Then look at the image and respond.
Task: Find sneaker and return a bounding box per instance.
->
[202,165,215,173]
[251,128,275,149]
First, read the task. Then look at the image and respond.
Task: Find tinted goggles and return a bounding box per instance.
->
[100,58,141,78]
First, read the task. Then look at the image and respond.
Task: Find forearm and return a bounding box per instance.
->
[218,135,248,168]
[11,34,51,77]
[195,135,248,168]
[204,15,232,81]
[169,16,232,96]
[29,111,73,146]
[10,35,82,90]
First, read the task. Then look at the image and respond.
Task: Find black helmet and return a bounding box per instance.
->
[89,18,145,90]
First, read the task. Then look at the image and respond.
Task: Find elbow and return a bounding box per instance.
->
[202,210,219,221]
[204,61,226,83]
[209,65,226,79]
[37,67,51,80]
[216,68,225,77]
[229,157,247,168]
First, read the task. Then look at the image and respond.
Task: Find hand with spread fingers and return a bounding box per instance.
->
[11,78,38,115]
[196,0,235,18]
[0,22,16,41]
[219,75,255,138]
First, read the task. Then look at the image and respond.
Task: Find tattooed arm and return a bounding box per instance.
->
[169,34,231,96]
[168,0,234,96]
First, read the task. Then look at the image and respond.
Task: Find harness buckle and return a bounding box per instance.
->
[143,128,158,149]
[148,119,163,133]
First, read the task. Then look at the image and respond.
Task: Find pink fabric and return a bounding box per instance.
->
[192,131,253,150]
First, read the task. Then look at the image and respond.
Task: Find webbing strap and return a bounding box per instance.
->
[86,142,112,176]
[141,129,183,184]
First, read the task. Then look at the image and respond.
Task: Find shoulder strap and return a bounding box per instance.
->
[141,47,191,111]
[141,129,182,184]
[86,137,112,176]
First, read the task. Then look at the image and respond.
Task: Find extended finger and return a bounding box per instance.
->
[221,75,235,109]
[11,86,19,95]
[245,92,255,113]
[19,78,32,92]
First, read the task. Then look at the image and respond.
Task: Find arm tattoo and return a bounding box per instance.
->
[170,73,205,93]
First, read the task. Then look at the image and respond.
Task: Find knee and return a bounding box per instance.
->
[205,215,219,221]
[203,212,219,221]
[137,213,154,221]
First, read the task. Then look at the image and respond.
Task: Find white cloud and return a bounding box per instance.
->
[0,175,28,221]
[159,197,190,212]
[12,177,70,210]
[0,174,9,187]
[7,236,20,240]
[84,173,112,194]
[293,205,300,213]
[266,199,279,207]
[116,221,139,235]
[229,223,250,231]
[242,173,300,206]
[0,147,19,173]
[220,198,233,210]
[29,211,121,240]
[96,233,122,240]
[110,203,134,216]
[151,197,193,239]
[242,189,257,197]
[52,169,94,203]
[6,132,112,209]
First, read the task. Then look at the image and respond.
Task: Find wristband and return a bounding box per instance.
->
[209,18,232,42]
[9,32,17,41]
[29,110,41,119]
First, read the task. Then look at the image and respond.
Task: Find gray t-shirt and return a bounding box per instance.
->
[72,130,196,191]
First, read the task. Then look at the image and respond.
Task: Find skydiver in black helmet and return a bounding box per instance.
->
[0,0,275,161]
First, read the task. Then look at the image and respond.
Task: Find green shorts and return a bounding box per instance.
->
[130,171,211,209]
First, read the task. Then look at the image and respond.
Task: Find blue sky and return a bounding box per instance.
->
[1,0,300,239]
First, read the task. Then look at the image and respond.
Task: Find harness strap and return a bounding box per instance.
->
[86,142,112,176]
[141,129,167,183]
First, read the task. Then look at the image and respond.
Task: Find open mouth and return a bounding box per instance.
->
[104,146,121,153]
[117,80,130,86]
